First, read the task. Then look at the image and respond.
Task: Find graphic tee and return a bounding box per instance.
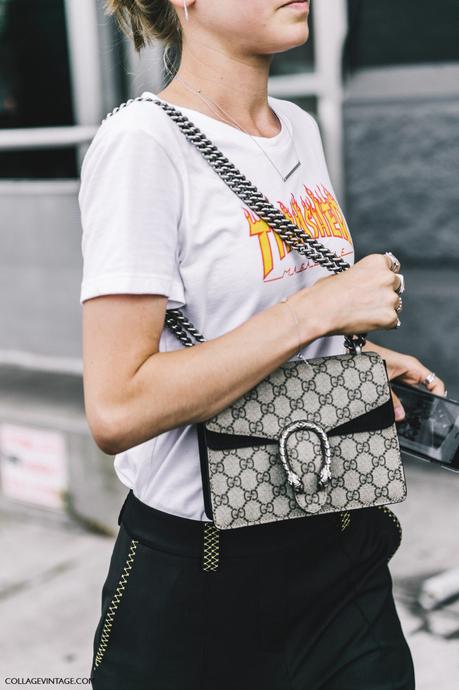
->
[78,91,355,521]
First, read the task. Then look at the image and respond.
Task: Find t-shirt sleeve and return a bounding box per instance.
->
[78,123,186,308]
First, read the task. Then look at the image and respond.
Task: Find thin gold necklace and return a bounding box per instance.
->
[172,73,302,182]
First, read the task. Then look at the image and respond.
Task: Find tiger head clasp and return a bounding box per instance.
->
[278,420,332,493]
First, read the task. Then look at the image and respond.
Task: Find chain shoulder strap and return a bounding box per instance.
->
[101,96,367,354]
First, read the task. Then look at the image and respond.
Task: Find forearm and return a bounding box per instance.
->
[362,338,380,352]
[362,338,392,358]
[110,289,324,454]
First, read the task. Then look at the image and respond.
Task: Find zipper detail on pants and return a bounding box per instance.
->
[93,538,139,670]
[377,505,402,560]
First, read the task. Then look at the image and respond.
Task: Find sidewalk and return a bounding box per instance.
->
[0,457,458,688]
[388,459,459,689]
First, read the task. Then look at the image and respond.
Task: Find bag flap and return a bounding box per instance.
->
[205,351,392,443]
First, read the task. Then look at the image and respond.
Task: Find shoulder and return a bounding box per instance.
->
[80,95,185,176]
[100,95,182,138]
[270,95,320,133]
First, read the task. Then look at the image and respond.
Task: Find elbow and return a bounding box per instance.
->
[87,406,126,456]
[94,432,121,457]
[87,403,163,455]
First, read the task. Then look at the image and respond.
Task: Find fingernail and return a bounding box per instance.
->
[394,405,405,421]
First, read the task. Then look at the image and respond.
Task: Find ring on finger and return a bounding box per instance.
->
[394,317,402,329]
[385,251,401,273]
[423,372,437,386]
[395,273,405,295]
[396,296,403,313]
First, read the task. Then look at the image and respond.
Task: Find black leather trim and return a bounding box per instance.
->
[206,429,275,451]
[197,422,214,520]
[330,395,395,436]
[204,397,395,451]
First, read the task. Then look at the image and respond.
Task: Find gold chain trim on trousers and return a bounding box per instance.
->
[203,522,220,572]
[93,538,139,671]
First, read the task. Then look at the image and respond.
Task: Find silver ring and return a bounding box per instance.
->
[385,251,401,273]
[394,317,402,329]
[396,296,403,313]
[395,274,405,295]
[423,372,437,386]
[444,389,448,398]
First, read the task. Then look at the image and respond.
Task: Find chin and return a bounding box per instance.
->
[271,25,310,53]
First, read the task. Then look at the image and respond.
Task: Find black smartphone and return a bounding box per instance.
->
[391,380,459,473]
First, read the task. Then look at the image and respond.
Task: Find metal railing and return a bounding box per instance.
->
[0,126,97,151]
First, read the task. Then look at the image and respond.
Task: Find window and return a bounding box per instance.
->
[345,0,459,72]
[0,0,76,178]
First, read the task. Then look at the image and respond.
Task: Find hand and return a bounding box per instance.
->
[303,253,404,339]
[363,341,447,422]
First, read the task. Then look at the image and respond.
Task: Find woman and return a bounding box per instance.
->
[79,1,445,688]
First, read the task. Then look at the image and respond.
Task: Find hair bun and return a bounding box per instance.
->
[104,0,181,54]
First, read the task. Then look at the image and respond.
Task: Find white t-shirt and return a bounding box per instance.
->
[78,90,355,521]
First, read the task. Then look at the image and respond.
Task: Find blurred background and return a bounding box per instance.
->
[0,0,458,687]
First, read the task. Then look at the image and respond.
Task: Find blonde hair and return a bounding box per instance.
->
[104,1,181,55]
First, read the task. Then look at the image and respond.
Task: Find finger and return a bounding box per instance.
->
[395,274,404,293]
[427,378,447,397]
[390,388,405,421]
[384,253,394,271]
[391,288,401,308]
[388,310,400,330]
[419,367,447,397]
[384,252,401,273]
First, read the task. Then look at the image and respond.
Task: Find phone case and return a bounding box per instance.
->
[391,381,459,472]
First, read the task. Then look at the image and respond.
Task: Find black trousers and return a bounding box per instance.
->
[90,490,415,690]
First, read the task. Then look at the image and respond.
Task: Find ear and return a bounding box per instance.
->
[168,0,196,13]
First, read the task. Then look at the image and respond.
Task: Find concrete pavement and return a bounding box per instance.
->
[0,457,458,689]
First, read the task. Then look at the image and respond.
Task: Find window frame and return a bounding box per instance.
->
[0,0,347,198]
[268,0,347,202]
[0,0,119,176]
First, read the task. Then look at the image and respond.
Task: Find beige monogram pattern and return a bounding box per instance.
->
[204,351,407,529]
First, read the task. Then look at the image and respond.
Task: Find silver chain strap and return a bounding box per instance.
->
[102,96,367,354]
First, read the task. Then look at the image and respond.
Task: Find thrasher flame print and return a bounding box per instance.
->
[244,183,353,282]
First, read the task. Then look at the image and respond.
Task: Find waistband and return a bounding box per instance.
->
[119,489,347,559]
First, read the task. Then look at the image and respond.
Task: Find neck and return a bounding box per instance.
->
[159,38,279,138]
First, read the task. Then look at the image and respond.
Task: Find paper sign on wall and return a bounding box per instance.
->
[0,423,68,510]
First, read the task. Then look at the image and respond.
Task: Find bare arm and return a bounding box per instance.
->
[83,253,402,455]
[82,287,323,455]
